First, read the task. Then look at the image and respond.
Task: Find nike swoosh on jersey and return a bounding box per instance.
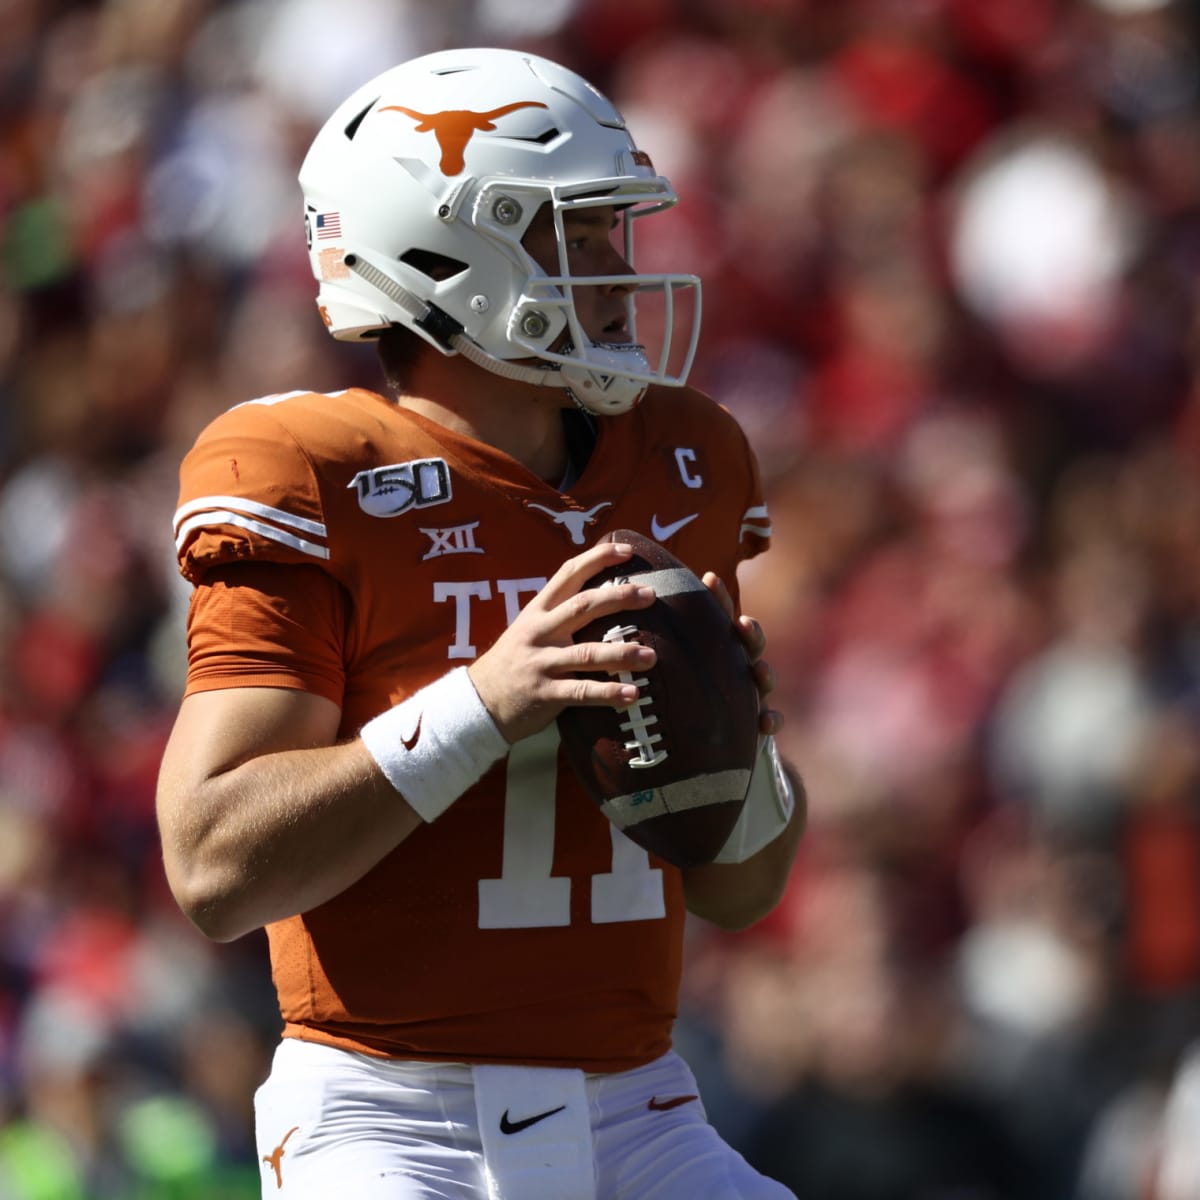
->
[499,1104,567,1135]
[647,1094,699,1111]
[650,512,699,541]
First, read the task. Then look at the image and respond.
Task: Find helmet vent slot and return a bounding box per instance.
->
[507,127,561,146]
[344,98,378,142]
[400,249,468,281]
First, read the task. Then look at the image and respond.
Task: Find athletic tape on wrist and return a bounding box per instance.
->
[360,667,509,822]
[713,735,794,864]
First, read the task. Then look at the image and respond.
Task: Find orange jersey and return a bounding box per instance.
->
[173,385,770,1073]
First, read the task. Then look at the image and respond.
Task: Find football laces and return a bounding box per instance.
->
[602,623,667,768]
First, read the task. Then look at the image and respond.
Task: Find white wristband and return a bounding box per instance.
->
[713,735,795,864]
[360,667,509,822]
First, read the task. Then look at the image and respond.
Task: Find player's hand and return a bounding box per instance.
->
[469,540,658,744]
[702,572,783,738]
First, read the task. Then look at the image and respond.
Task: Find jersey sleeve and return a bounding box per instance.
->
[184,562,347,703]
[730,409,772,564]
[173,401,331,584]
[174,400,347,702]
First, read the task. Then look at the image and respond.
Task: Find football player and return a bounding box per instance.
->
[156,47,804,1200]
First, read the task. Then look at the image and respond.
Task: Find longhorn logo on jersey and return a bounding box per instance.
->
[350,458,452,518]
[379,101,550,175]
[526,500,612,545]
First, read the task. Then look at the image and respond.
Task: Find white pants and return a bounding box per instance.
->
[253,1039,794,1199]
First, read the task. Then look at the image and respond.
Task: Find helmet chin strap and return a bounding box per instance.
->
[346,253,564,386]
[346,253,646,412]
[557,341,649,414]
[451,334,566,387]
[457,335,646,414]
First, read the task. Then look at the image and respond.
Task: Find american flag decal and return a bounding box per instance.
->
[316,212,342,240]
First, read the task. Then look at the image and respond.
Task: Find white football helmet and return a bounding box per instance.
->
[298,47,701,414]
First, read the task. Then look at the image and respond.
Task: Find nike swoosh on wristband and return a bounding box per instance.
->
[499,1105,566,1135]
[402,714,422,752]
[647,1094,699,1111]
[650,512,699,541]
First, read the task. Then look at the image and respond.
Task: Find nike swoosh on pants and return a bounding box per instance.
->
[499,1104,566,1135]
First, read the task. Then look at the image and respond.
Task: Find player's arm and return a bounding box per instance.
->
[681,756,806,931]
[680,573,807,931]
[156,540,656,943]
[157,684,415,942]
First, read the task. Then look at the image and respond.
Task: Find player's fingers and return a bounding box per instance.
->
[551,580,656,638]
[552,675,645,710]
[737,614,767,663]
[759,706,785,736]
[535,540,637,610]
[753,656,776,698]
[701,572,767,662]
[701,571,735,621]
[566,637,656,676]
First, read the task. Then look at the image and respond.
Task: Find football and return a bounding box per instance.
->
[556,529,760,868]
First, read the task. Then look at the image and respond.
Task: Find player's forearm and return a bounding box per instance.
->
[681,768,806,931]
[158,739,422,942]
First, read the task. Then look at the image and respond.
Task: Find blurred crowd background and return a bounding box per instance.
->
[3,0,1200,1196]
